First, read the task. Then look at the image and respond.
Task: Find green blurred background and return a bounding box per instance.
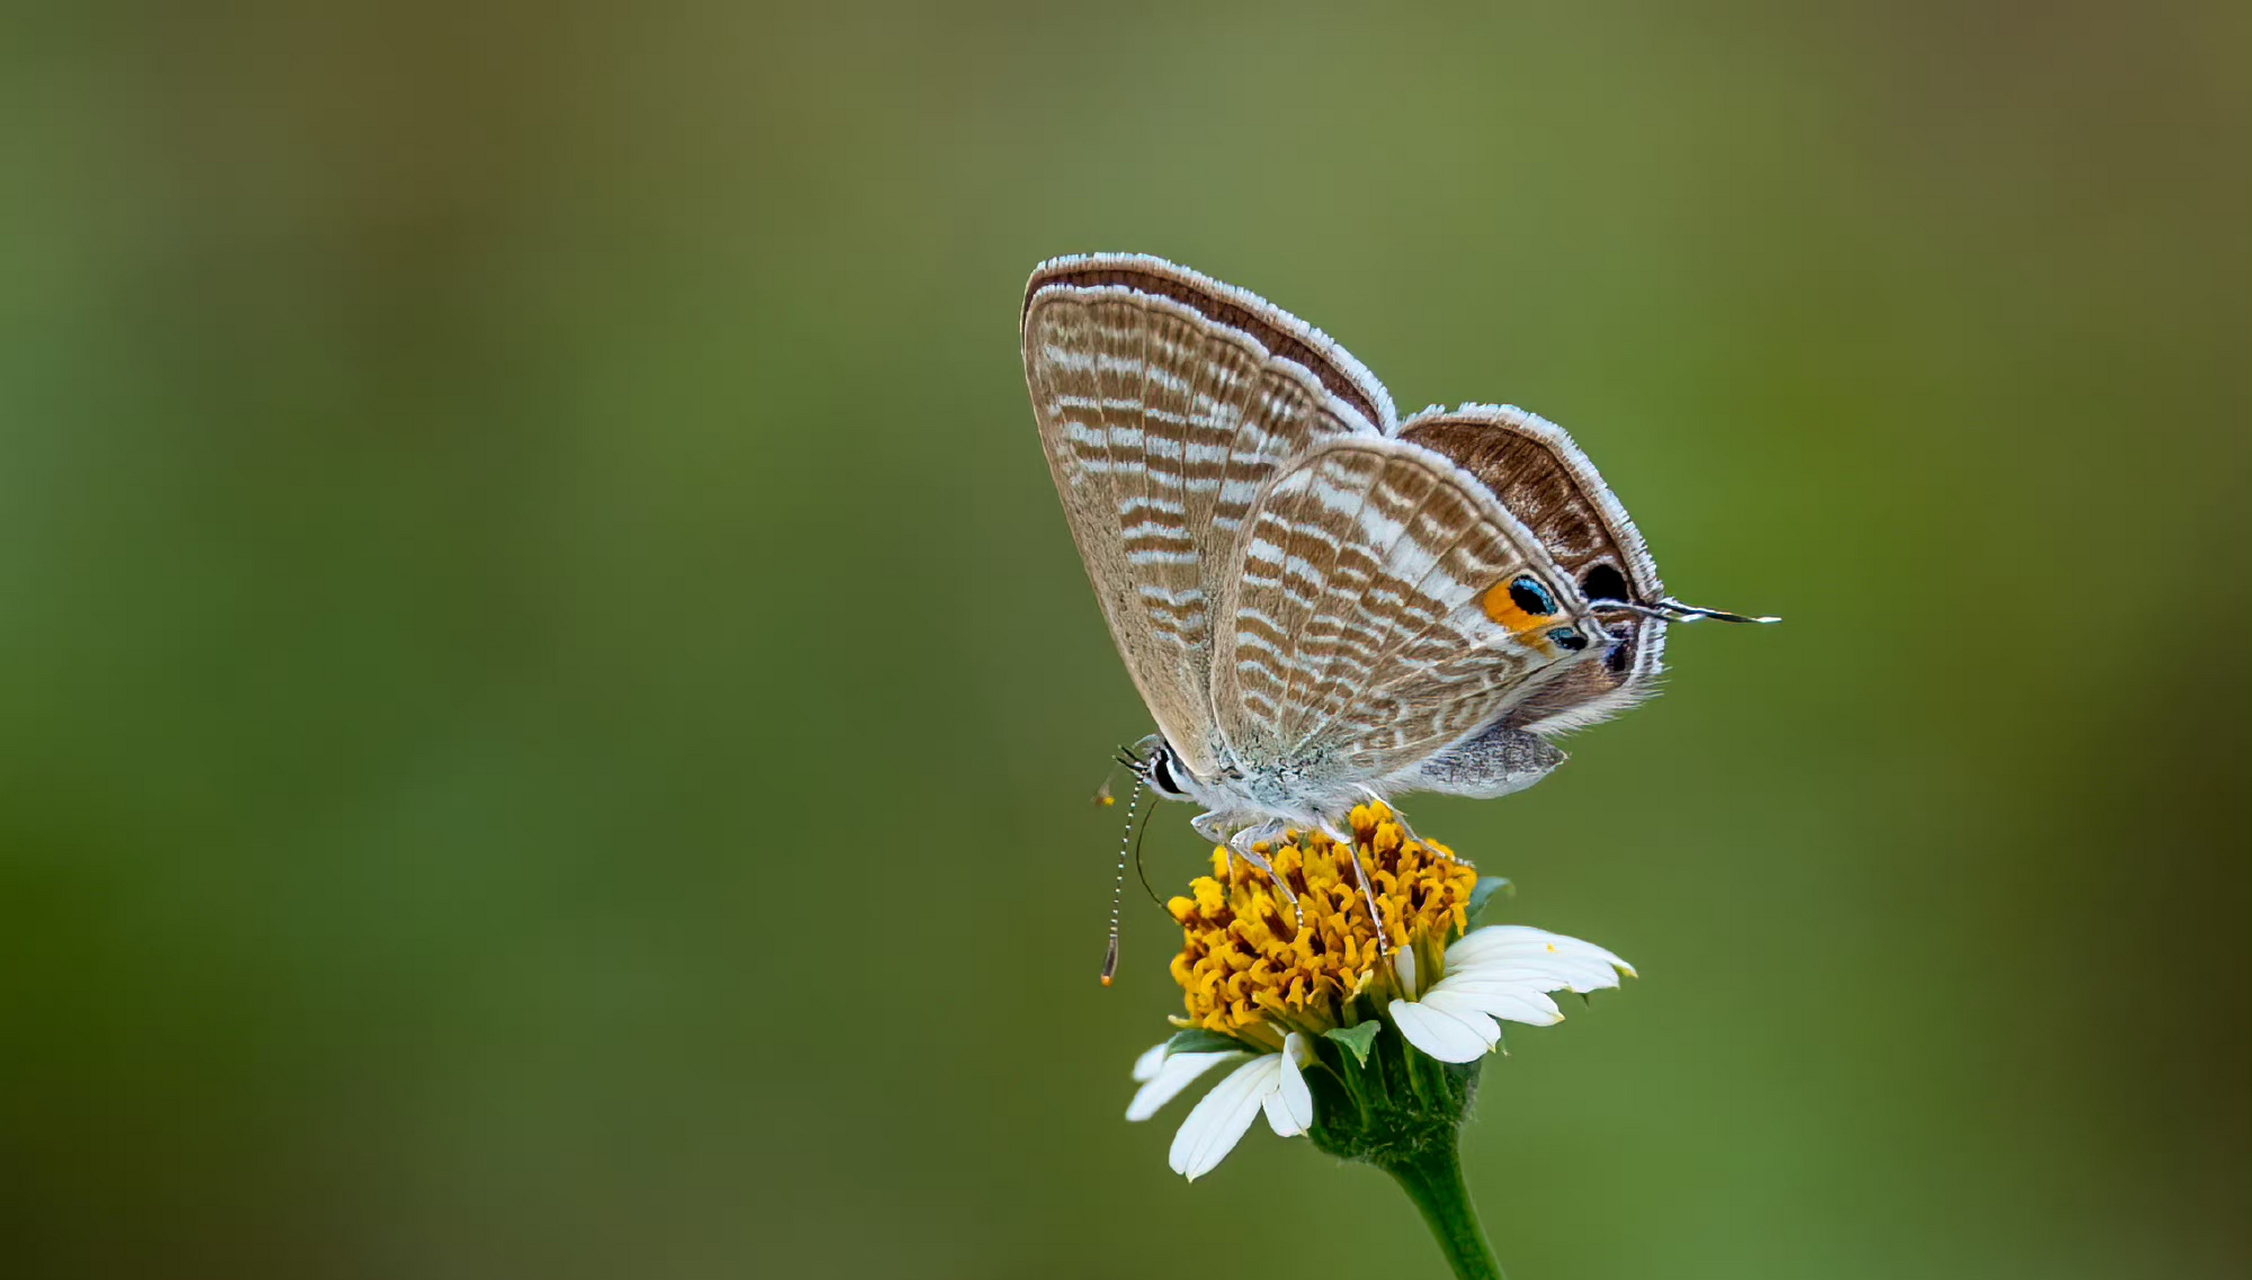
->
[2,3,2244,1277]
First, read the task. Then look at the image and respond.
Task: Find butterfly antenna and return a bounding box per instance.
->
[1131,784,1164,910]
[1100,774,1145,986]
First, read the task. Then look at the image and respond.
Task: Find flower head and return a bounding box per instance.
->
[1124,803,1635,1179]
[1165,803,1477,1047]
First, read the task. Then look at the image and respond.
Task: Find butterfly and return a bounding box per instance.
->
[1022,253,1770,885]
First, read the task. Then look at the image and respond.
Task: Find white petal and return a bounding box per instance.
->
[1389,997,1500,1063]
[1169,1055,1279,1179]
[1126,1050,1245,1122]
[1425,983,1561,1027]
[1450,923,1550,947]
[1446,926,1568,965]
[1450,926,1634,980]
[1451,946,1624,993]
[1392,947,1419,998]
[1440,967,1587,997]
[1130,1042,1169,1083]
[1261,1032,1315,1136]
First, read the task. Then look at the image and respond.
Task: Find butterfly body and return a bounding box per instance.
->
[1023,253,1757,852]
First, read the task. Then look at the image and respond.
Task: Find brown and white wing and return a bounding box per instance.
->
[1399,404,1666,735]
[1022,254,1392,777]
[1213,437,1602,785]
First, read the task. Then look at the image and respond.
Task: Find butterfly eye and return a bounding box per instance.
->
[1580,563,1631,606]
[1507,576,1557,616]
[1547,626,1589,653]
[1148,747,1188,798]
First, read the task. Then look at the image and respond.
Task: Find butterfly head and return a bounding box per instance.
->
[1120,735,1196,803]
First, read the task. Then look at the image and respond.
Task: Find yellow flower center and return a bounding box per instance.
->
[1166,803,1478,1048]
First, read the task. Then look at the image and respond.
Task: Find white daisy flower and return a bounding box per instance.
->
[1386,925,1637,1064]
[1124,1032,1316,1180]
[1118,803,1634,1190]
[1106,793,1655,1278]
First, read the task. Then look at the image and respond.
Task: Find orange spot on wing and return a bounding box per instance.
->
[1481,581,1557,650]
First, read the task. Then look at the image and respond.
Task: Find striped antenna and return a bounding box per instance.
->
[1100,775,1145,986]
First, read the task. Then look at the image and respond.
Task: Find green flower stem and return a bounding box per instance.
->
[1310,1003,1506,1279]
[1381,1140,1505,1280]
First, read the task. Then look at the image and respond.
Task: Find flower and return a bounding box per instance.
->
[1386,926,1637,1063]
[1121,803,1634,1180]
[1165,803,1479,1046]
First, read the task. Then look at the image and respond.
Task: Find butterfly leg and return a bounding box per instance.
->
[1194,811,1305,921]
[1315,812,1392,952]
[1232,829,1305,923]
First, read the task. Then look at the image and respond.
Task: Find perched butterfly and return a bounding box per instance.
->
[1022,253,1770,892]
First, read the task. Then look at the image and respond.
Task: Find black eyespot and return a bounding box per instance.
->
[1548,626,1588,652]
[1580,563,1631,605]
[1508,576,1557,616]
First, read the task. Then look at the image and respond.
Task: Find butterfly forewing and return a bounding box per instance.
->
[1022,255,1386,776]
[1025,255,1396,433]
[1215,438,1600,785]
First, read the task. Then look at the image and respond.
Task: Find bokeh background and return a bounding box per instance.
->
[3,4,2245,1277]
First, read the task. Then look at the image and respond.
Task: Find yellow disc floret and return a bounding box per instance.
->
[1166,803,1478,1049]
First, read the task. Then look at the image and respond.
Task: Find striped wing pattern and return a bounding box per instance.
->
[1217,439,1597,783]
[1023,273,1381,776]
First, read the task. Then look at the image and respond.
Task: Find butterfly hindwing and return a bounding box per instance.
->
[1399,405,1667,735]
[1215,437,1602,787]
